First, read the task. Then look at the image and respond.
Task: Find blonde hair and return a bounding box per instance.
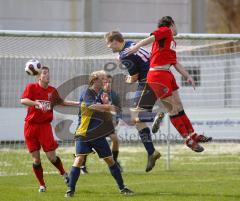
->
[89,70,107,86]
[104,31,124,43]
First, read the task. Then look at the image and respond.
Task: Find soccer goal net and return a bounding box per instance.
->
[0,31,239,176]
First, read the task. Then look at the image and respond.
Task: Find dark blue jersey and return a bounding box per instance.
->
[98,89,122,122]
[119,40,150,81]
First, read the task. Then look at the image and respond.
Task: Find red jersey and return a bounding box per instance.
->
[21,83,63,124]
[150,26,177,67]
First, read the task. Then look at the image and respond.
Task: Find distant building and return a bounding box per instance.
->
[0,0,206,33]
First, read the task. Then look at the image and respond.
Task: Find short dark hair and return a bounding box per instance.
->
[105,31,124,43]
[107,74,112,79]
[158,16,175,28]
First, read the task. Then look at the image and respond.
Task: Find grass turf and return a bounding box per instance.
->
[0,143,239,201]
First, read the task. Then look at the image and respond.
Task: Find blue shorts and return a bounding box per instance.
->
[75,137,112,158]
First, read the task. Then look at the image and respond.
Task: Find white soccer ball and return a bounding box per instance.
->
[25,59,42,76]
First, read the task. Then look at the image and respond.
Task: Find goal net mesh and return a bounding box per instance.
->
[0,31,239,176]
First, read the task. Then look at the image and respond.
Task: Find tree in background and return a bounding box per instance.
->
[207,0,240,33]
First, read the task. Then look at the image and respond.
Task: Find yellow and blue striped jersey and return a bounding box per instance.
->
[75,88,114,141]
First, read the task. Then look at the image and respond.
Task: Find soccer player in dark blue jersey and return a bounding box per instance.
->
[65,70,133,197]
[105,31,162,172]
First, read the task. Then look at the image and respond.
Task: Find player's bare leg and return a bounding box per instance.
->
[31,151,46,192]
[110,134,119,153]
[45,150,69,186]
[104,156,134,195]
[109,133,123,171]
[80,155,88,174]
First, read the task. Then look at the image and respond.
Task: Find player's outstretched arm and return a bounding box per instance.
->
[21,98,40,107]
[61,100,80,107]
[174,62,196,90]
[89,104,119,113]
[125,35,155,55]
[20,98,47,111]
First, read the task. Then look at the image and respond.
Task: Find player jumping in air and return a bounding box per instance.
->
[65,70,133,197]
[105,31,161,172]
[125,16,212,152]
[20,66,79,192]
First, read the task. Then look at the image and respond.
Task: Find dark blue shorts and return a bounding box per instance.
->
[75,137,112,158]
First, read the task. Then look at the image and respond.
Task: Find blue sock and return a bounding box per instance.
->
[68,166,80,192]
[109,163,124,190]
[138,127,155,155]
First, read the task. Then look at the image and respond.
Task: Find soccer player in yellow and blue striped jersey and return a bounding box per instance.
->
[65,70,133,197]
[79,74,123,173]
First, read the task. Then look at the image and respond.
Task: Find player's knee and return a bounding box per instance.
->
[33,158,41,164]
[135,122,147,131]
[175,102,183,112]
[104,156,115,167]
[177,106,184,113]
[73,155,85,167]
[110,134,118,143]
[48,155,57,163]
[168,107,178,116]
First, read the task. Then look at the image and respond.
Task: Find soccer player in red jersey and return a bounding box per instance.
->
[126,16,212,152]
[20,66,79,192]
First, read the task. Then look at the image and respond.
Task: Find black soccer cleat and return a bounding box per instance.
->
[65,189,74,198]
[80,166,89,174]
[146,150,161,172]
[120,187,134,195]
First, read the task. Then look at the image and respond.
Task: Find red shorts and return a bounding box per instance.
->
[24,122,58,153]
[147,70,179,99]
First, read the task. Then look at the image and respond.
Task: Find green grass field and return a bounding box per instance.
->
[0,143,239,201]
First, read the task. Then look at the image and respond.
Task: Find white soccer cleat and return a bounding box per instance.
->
[38,185,46,193]
[63,172,70,186]
[152,112,165,133]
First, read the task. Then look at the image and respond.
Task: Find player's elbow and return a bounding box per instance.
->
[20,99,25,104]
[20,98,28,105]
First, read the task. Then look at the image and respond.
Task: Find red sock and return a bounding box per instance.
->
[32,163,45,186]
[170,115,189,138]
[178,110,194,134]
[52,156,65,175]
